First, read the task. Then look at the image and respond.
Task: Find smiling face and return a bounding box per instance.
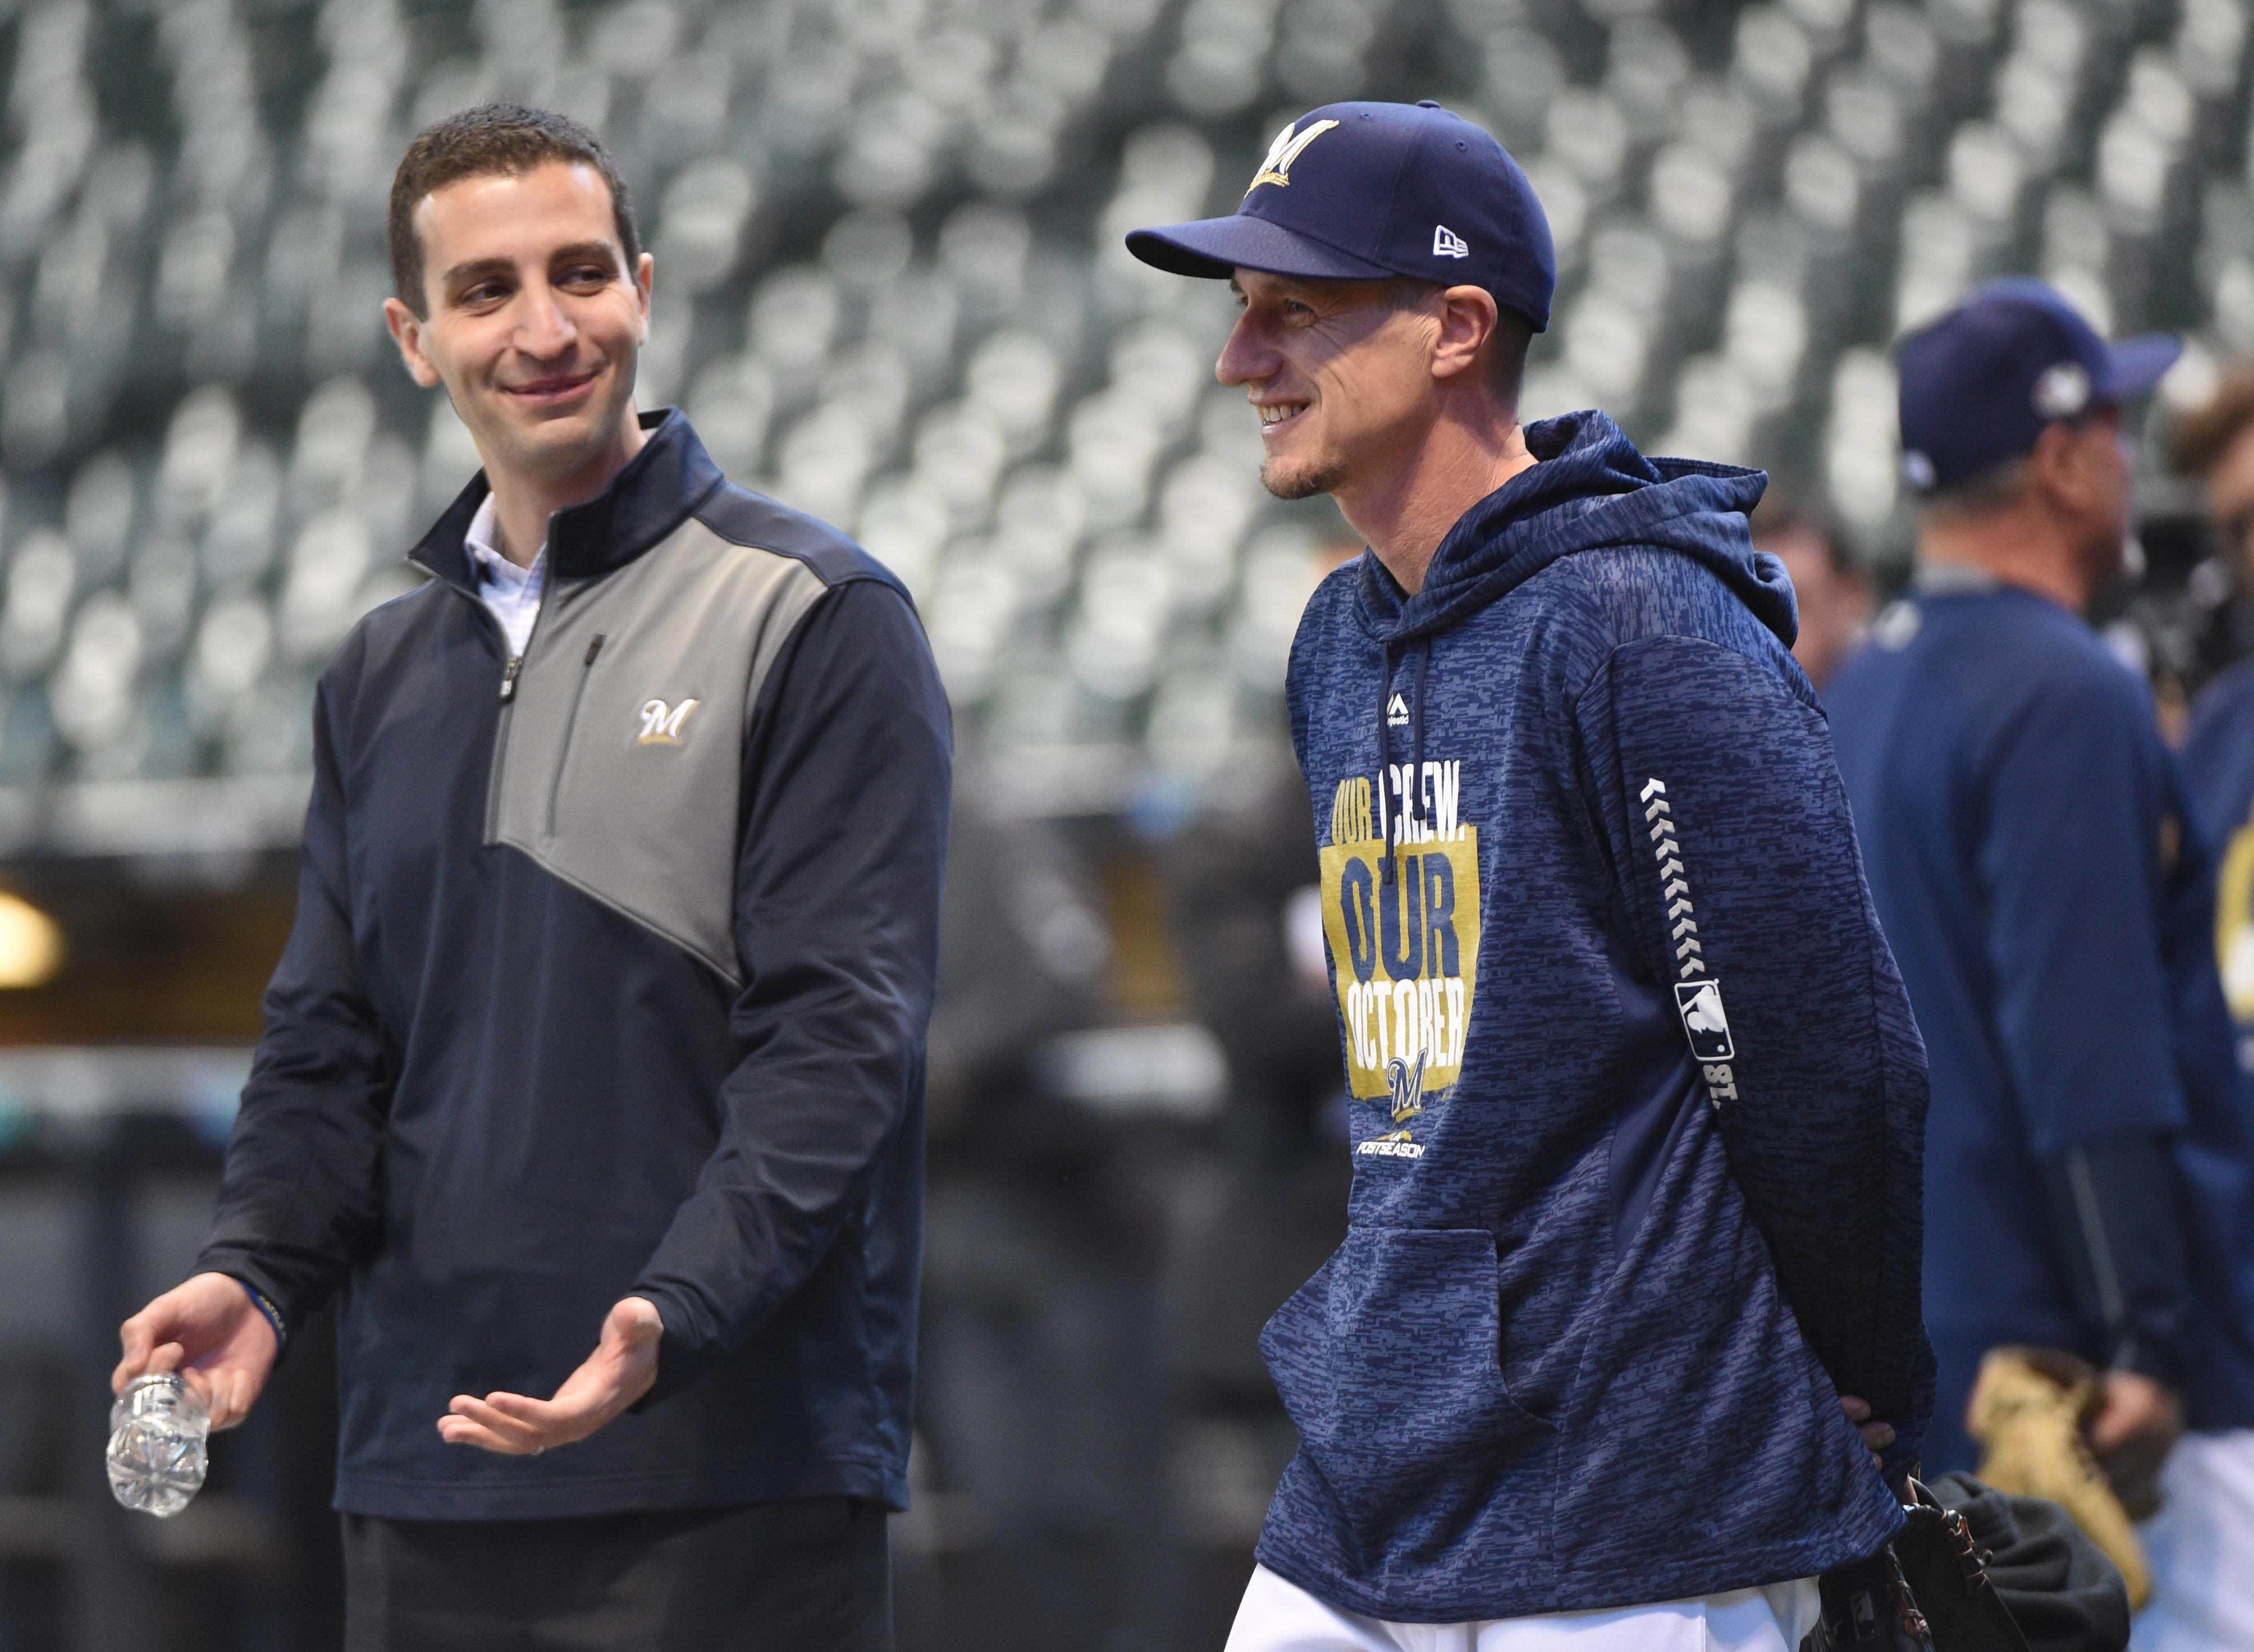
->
[1216,270,1449,501]
[383,161,652,496]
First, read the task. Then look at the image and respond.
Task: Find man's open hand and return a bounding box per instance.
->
[114,1272,280,1432]
[438,1296,663,1457]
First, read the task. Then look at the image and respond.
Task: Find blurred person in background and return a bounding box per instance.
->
[106,105,950,1651]
[2173,370,2254,739]
[1749,493,1874,692]
[1826,280,2254,1650]
[915,790,1182,1652]
[1161,539,1362,1421]
[2179,371,2254,1056]
[1130,99,1928,1651]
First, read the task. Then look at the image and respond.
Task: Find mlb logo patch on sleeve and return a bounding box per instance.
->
[1673,979,1734,1062]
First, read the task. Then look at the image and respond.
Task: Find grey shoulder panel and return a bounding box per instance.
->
[487,518,832,985]
[693,483,908,599]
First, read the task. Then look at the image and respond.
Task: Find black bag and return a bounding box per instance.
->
[1803,1475,2128,1652]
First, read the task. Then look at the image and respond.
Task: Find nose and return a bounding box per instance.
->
[1216,311,1275,389]
[513,278,577,362]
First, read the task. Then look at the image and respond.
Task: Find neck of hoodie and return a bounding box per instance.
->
[1361,411,1787,863]
[1338,399,1538,595]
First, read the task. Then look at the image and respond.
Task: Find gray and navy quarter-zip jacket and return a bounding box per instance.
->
[1266,412,1932,1622]
[196,411,951,1519]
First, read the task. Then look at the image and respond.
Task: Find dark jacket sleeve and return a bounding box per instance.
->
[2036,1139,2193,1384]
[631,578,951,1404]
[1577,632,1934,1478]
[1979,668,2196,1382]
[195,676,394,1341]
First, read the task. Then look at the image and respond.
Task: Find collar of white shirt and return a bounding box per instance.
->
[462,493,548,658]
[463,493,547,592]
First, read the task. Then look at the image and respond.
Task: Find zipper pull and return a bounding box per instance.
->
[584,634,605,667]
[500,655,523,701]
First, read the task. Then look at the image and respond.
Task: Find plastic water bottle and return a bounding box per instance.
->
[106,1373,209,1518]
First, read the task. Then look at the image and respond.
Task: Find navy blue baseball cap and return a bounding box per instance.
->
[1125,100,1556,332]
[1896,278,2181,494]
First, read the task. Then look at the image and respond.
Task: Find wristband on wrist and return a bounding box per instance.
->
[235,1279,288,1353]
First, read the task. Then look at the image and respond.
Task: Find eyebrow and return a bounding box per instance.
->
[546,242,622,270]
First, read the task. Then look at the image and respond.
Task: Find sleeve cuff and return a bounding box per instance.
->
[627,1292,718,1412]
[2107,1335,2184,1390]
[198,1255,294,1358]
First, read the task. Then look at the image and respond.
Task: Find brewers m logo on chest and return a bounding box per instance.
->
[1319,764,1481,1106]
[636,697,700,746]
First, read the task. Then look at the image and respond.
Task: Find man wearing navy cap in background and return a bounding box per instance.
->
[1826,278,2254,1648]
[1130,100,1931,1650]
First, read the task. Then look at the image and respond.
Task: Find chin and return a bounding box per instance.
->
[1261,452,1346,502]
[503,399,629,474]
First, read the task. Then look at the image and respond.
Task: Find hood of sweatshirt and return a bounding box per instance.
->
[1361,412,1784,851]
[1361,410,1790,646]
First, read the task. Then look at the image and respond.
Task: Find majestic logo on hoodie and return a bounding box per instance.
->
[1320,764,1481,1116]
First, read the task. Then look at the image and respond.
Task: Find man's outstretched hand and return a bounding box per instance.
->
[439,1296,663,1457]
[114,1271,280,1432]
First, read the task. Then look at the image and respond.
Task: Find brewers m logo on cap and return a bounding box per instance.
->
[1248,117,1340,194]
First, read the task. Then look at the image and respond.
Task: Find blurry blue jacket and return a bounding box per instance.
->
[2184,657,2254,1065]
[1267,411,1931,1623]
[1828,579,2254,1473]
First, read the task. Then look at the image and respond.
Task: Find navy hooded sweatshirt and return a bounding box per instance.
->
[1267,412,1932,1622]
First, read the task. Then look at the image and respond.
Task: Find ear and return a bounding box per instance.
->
[1430,284,1499,385]
[384,297,444,390]
[632,250,654,343]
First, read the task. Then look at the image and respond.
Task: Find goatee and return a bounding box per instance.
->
[1261,455,1344,501]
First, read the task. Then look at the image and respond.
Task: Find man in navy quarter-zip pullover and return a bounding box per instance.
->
[110,105,949,1651]
[1128,99,1930,1651]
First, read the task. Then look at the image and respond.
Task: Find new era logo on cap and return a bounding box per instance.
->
[2031,360,2091,420]
[1433,224,1469,258]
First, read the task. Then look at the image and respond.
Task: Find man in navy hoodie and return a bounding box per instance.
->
[1129,101,1930,1649]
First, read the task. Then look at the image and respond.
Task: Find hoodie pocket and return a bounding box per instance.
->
[1261,1226,1555,1538]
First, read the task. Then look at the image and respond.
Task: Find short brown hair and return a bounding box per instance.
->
[388,103,640,317]
[1385,279,1534,408]
[2173,367,2254,478]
